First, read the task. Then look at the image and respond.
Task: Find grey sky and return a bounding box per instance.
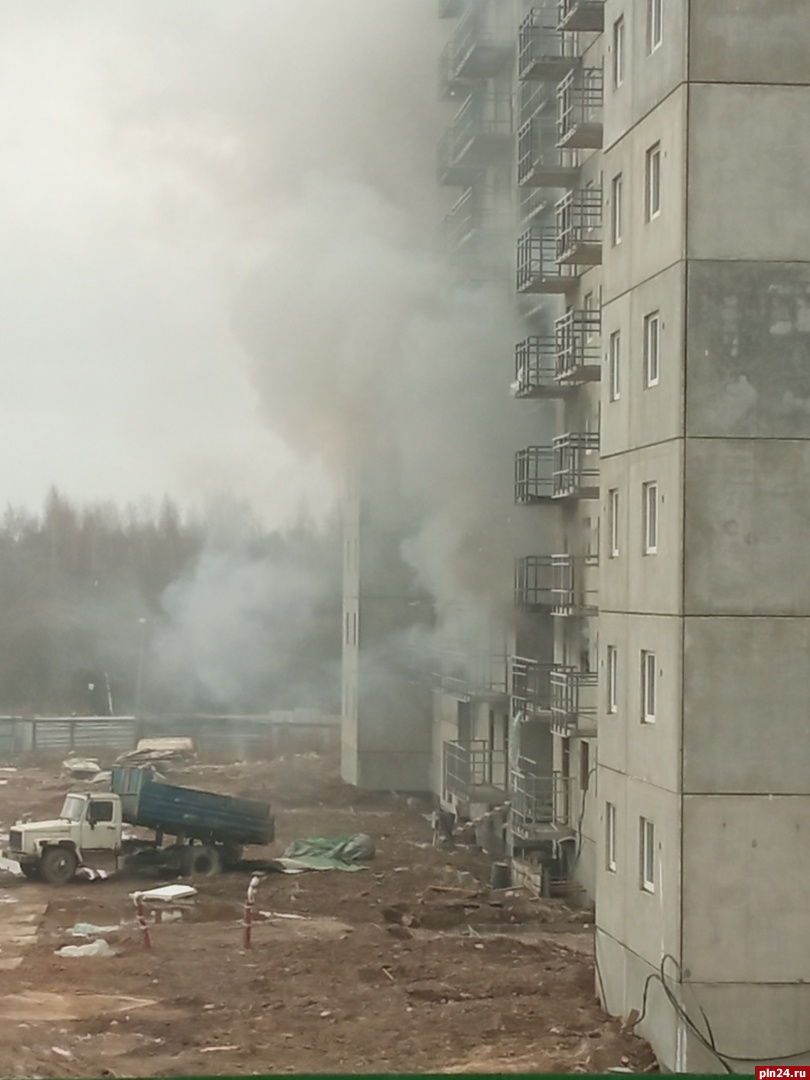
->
[0,1,434,524]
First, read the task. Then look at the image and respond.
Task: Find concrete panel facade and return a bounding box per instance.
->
[688,84,810,262]
[682,795,810,985]
[686,261,810,440]
[684,438,810,616]
[602,261,685,457]
[603,0,688,152]
[689,0,810,87]
[600,442,683,616]
[684,617,810,795]
[602,86,687,304]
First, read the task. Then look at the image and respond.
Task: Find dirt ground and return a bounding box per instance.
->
[0,752,657,1077]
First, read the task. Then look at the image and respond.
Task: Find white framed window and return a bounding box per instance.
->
[642,481,658,554]
[608,488,620,557]
[640,817,655,892]
[609,330,621,401]
[645,143,661,221]
[606,802,617,872]
[641,650,657,723]
[611,173,623,245]
[607,645,618,714]
[613,16,625,88]
[644,311,660,387]
[648,0,663,53]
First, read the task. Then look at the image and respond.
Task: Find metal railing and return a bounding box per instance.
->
[511,656,554,717]
[518,117,581,188]
[551,553,599,616]
[557,0,605,34]
[518,7,577,82]
[520,185,549,225]
[516,227,577,294]
[514,555,553,610]
[445,187,512,252]
[552,431,600,498]
[555,309,601,383]
[515,445,555,503]
[550,666,598,736]
[512,336,557,397]
[431,649,509,699]
[556,187,602,265]
[510,761,573,837]
[449,1,514,80]
[557,67,604,150]
[444,739,508,801]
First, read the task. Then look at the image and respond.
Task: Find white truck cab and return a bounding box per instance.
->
[4,792,125,883]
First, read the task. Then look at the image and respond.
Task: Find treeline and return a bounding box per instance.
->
[0,488,341,717]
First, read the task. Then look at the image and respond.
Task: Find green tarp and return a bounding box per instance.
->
[280,834,375,872]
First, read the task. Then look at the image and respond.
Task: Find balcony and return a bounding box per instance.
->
[445,187,511,253]
[443,739,508,804]
[551,553,598,616]
[511,656,554,719]
[510,762,573,842]
[555,309,601,384]
[550,666,597,737]
[518,8,578,83]
[514,556,553,611]
[448,2,513,81]
[518,118,580,189]
[439,40,475,101]
[556,0,605,33]
[557,68,604,151]
[552,431,600,499]
[516,228,577,295]
[519,186,550,227]
[512,336,565,398]
[515,446,555,504]
[556,188,602,266]
[438,91,513,184]
[431,648,508,701]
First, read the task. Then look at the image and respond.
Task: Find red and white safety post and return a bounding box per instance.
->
[132,892,152,950]
[243,874,261,949]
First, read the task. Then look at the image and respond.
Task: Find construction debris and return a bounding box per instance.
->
[115,737,196,770]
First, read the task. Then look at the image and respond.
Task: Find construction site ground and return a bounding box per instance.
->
[0,751,657,1077]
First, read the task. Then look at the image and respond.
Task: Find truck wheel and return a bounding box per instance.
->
[20,864,41,881]
[220,843,243,871]
[40,847,78,885]
[182,845,221,878]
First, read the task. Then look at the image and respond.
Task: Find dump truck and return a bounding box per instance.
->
[2,766,274,885]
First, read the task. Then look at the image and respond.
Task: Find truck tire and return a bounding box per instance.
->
[40,847,78,885]
[220,843,243,871]
[20,864,41,881]
[182,845,221,878]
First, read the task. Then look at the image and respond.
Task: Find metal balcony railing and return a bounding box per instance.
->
[511,656,554,718]
[438,91,513,184]
[555,309,601,384]
[518,118,580,189]
[510,761,573,839]
[512,336,560,398]
[518,8,578,82]
[514,555,553,610]
[444,187,511,252]
[520,186,549,226]
[515,446,555,504]
[437,130,485,187]
[556,188,602,266]
[431,648,509,700]
[550,666,598,737]
[551,553,599,616]
[557,0,605,34]
[444,739,508,803]
[557,68,604,150]
[516,227,577,295]
[552,431,600,499]
[519,80,554,128]
[438,40,474,101]
[448,2,514,81]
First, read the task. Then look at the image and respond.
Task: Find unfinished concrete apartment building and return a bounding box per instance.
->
[342,0,810,1069]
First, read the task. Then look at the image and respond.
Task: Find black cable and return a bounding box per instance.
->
[597,930,810,1068]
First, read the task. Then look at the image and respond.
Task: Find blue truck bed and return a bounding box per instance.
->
[110,767,274,847]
